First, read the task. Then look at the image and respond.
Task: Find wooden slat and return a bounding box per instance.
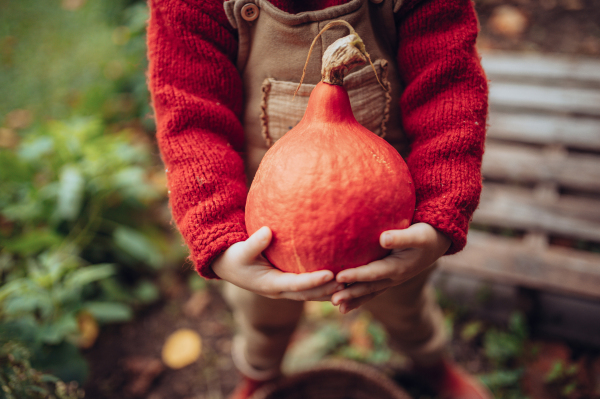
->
[487,112,600,151]
[489,82,600,116]
[481,52,600,83]
[451,51,600,300]
[439,230,600,299]
[482,141,600,193]
[474,184,600,242]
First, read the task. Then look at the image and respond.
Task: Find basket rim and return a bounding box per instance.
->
[248,360,413,399]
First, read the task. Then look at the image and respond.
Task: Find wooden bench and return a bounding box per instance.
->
[438,51,600,301]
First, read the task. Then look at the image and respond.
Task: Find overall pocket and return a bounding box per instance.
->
[259,59,391,147]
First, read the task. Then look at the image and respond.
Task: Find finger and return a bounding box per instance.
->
[310,295,335,302]
[331,280,392,306]
[336,260,395,284]
[339,289,387,314]
[241,226,273,261]
[264,269,334,294]
[280,280,345,301]
[380,223,435,250]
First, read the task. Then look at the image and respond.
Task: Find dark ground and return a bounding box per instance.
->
[83,1,600,398]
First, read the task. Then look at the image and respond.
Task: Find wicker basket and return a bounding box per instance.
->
[249,361,412,399]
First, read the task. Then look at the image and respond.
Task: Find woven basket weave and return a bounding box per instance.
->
[249,361,412,399]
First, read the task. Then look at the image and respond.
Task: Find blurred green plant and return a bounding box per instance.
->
[0,341,84,399]
[0,117,172,383]
[0,0,152,127]
[484,312,528,367]
[478,312,529,398]
[0,0,182,386]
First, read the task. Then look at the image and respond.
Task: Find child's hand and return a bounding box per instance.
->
[331,223,451,314]
[212,226,342,301]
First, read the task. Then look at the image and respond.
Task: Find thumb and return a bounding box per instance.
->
[380,223,432,249]
[242,226,272,261]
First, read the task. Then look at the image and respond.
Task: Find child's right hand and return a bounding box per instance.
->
[212,226,342,301]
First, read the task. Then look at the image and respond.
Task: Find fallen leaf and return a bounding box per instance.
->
[5,109,32,130]
[77,312,99,349]
[488,5,529,38]
[0,128,18,148]
[349,316,372,355]
[123,356,165,397]
[61,0,86,10]
[161,329,202,369]
[183,291,211,318]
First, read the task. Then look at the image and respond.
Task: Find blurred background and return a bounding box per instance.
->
[0,1,599,398]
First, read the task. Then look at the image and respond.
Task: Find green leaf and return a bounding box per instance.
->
[4,295,44,316]
[113,226,163,269]
[0,279,28,302]
[2,229,62,256]
[188,273,207,292]
[483,328,524,365]
[18,136,54,161]
[0,253,13,272]
[1,198,45,223]
[0,318,38,346]
[97,278,135,303]
[63,263,115,289]
[83,301,132,323]
[112,166,159,202]
[124,3,150,34]
[56,165,85,221]
[32,341,89,384]
[562,381,577,396]
[367,321,388,347]
[282,324,347,373]
[0,150,33,182]
[39,374,59,383]
[38,314,78,345]
[478,368,524,391]
[508,312,528,339]
[545,360,565,383]
[461,321,484,342]
[132,280,160,304]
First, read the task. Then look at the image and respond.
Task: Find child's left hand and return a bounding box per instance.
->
[331,223,451,314]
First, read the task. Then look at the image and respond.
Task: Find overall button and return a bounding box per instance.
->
[241,4,259,21]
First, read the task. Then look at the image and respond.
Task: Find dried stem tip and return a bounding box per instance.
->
[321,34,367,85]
[295,20,385,97]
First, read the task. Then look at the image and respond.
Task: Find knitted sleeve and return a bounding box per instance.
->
[147,0,248,278]
[396,0,488,254]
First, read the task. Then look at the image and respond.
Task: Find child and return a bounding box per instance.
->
[146,0,490,398]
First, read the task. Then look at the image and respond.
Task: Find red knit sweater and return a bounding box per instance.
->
[147,0,488,279]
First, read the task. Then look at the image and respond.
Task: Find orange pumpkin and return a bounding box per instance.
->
[245,22,415,274]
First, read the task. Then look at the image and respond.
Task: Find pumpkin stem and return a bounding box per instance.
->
[294,20,386,98]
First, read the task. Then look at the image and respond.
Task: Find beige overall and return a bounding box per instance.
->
[222,0,446,379]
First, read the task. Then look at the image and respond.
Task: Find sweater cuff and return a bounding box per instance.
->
[412,202,470,255]
[188,225,249,279]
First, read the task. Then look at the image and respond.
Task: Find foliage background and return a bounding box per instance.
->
[0,0,186,394]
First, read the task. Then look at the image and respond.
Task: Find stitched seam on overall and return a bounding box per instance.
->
[260,79,272,147]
